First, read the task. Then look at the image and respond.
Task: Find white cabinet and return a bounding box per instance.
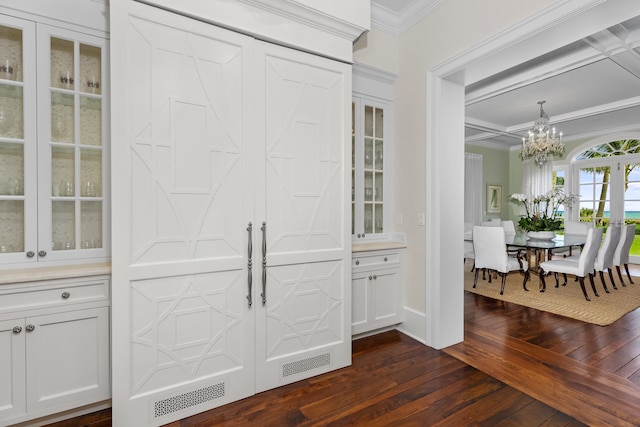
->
[111,3,354,425]
[0,9,110,269]
[0,275,110,426]
[351,64,396,240]
[352,249,404,335]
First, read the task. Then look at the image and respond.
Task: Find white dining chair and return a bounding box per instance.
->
[501,220,516,236]
[538,227,603,301]
[613,224,635,286]
[551,220,593,258]
[593,225,621,293]
[472,226,529,295]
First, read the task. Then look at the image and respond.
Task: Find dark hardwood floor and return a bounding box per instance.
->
[45,267,640,426]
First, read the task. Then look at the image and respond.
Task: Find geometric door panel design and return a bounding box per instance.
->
[254,41,351,394]
[118,7,255,425]
[260,260,345,360]
[116,5,350,424]
[128,15,249,265]
[262,51,346,257]
[129,271,251,397]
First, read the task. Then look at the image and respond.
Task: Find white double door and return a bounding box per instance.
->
[111,3,351,426]
[574,154,640,263]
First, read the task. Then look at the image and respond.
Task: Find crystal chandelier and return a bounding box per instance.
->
[520,101,565,166]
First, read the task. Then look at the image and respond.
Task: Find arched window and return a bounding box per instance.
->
[576,139,640,160]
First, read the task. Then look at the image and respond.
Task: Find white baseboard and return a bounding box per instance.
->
[395,306,426,345]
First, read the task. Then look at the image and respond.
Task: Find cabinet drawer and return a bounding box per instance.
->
[352,252,399,269]
[0,279,110,314]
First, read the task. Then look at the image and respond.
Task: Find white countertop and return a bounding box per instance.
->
[0,262,112,285]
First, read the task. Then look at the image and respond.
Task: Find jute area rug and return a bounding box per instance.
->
[464,268,640,326]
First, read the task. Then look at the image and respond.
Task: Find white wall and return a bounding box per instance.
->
[352,0,558,346]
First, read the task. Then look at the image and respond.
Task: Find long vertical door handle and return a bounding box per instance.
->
[247,222,253,307]
[261,221,267,304]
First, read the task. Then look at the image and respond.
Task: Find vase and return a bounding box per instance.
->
[527,230,556,240]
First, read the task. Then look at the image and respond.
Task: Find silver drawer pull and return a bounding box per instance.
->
[26,251,35,258]
[25,324,35,332]
[38,250,47,257]
[62,291,70,299]
[12,326,22,334]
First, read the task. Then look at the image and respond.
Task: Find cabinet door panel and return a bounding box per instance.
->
[351,273,369,334]
[372,268,400,324]
[0,318,26,421]
[112,4,255,426]
[25,307,109,414]
[255,41,351,392]
[260,44,349,260]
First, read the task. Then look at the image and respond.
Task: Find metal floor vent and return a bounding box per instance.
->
[154,382,225,418]
[283,353,330,377]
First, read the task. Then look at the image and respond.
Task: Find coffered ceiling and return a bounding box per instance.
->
[370,0,640,151]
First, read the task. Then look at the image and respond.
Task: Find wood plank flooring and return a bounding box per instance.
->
[44,269,640,426]
[446,292,640,426]
[44,330,581,427]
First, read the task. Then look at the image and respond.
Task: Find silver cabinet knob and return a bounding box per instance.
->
[61,291,70,299]
[355,260,359,265]
[38,250,47,257]
[368,275,373,280]
[383,257,388,262]
[25,324,35,332]
[12,326,22,334]
[373,275,377,280]
[26,251,35,258]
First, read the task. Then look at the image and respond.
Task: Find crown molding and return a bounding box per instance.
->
[371,0,445,36]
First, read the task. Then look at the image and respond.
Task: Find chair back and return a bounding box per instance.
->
[577,227,604,276]
[564,221,593,236]
[613,224,635,265]
[481,219,502,227]
[594,226,621,271]
[464,222,474,240]
[501,220,516,235]
[472,226,508,273]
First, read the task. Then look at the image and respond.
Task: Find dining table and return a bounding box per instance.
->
[505,233,587,289]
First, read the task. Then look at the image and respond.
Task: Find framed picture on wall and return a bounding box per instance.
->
[487,184,502,214]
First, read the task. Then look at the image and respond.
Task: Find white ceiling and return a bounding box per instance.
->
[370,0,640,151]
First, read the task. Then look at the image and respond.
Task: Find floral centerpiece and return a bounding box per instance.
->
[511,189,578,236]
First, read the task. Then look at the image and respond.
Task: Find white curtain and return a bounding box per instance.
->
[464,153,483,225]
[521,158,552,198]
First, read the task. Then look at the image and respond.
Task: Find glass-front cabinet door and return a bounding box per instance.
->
[0,15,108,268]
[352,96,390,240]
[0,16,37,264]
[38,25,108,262]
